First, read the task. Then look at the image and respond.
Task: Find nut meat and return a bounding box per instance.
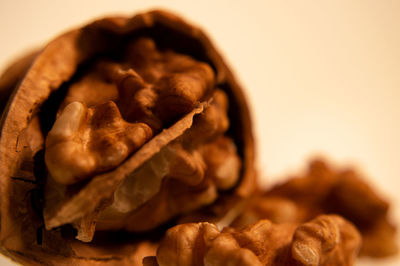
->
[231,159,398,258]
[153,215,361,266]
[0,10,255,265]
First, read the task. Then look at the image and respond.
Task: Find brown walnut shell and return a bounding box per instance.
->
[0,10,256,265]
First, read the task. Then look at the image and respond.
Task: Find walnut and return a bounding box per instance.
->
[154,214,361,266]
[0,10,255,265]
[232,159,398,258]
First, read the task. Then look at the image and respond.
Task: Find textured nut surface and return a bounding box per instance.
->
[0,10,256,265]
[61,37,214,130]
[62,88,242,235]
[45,101,152,184]
[46,37,215,185]
[292,215,360,266]
[154,214,361,266]
[200,135,241,190]
[43,101,210,239]
[232,159,398,258]
[42,35,243,238]
[157,222,220,266]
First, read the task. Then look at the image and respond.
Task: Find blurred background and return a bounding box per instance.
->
[0,1,399,265]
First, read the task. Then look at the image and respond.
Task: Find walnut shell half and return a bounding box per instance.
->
[0,10,256,265]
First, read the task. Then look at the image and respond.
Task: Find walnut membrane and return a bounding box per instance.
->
[0,10,255,265]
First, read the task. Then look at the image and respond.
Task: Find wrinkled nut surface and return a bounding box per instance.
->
[291,215,360,266]
[154,214,361,266]
[0,10,256,265]
[45,101,152,184]
[41,31,245,240]
[44,89,240,239]
[232,159,398,258]
[46,37,215,184]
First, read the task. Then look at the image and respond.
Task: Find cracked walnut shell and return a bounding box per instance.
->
[0,10,256,265]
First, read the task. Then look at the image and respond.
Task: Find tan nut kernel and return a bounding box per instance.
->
[232,159,398,258]
[292,215,360,266]
[157,222,220,266]
[201,136,241,190]
[45,101,152,184]
[153,214,361,266]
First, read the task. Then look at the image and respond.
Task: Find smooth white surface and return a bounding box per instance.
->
[0,1,399,265]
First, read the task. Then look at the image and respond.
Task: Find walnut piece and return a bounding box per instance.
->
[45,101,152,184]
[232,159,398,258]
[154,214,361,266]
[291,215,360,265]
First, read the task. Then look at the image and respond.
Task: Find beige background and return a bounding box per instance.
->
[0,0,399,265]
